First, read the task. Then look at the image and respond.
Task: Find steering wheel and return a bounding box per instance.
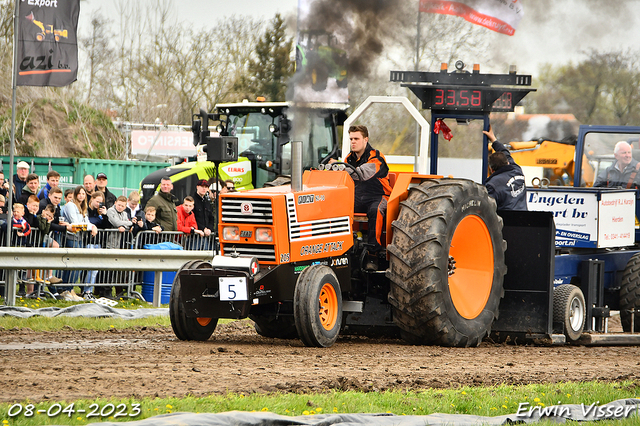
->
[323,161,365,182]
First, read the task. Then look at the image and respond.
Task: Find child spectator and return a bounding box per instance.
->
[24,195,40,232]
[106,196,133,296]
[107,195,133,233]
[0,193,6,215]
[11,203,31,246]
[18,173,39,205]
[60,188,74,217]
[37,170,60,200]
[177,196,204,236]
[133,205,163,236]
[37,204,62,290]
[125,191,142,220]
[11,203,32,295]
[133,205,164,248]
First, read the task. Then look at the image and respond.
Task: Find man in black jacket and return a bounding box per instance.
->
[192,179,214,238]
[95,172,117,208]
[483,125,528,211]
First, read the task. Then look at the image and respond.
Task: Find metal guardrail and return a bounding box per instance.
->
[0,247,211,307]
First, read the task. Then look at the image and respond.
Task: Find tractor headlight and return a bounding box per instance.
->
[223,226,240,241]
[255,227,273,242]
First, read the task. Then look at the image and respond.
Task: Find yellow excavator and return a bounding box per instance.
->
[501,136,595,186]
[25,11,68,42]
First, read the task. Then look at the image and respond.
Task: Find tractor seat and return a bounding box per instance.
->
[353,213,368,222]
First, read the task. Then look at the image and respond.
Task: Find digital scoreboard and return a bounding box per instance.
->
[390,64,536,113]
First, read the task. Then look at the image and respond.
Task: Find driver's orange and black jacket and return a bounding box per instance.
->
[345,143,392,203]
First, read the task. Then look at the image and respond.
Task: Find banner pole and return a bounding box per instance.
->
[5,0,21,304]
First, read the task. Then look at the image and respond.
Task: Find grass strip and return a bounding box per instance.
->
[0,381,638,425]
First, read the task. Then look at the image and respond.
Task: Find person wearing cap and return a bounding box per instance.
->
[192,179,214,242]
[146,176,178,231]
[13,161,30,200]
[95,172,117,209]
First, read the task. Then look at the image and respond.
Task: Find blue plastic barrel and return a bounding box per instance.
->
[141,271,176,304]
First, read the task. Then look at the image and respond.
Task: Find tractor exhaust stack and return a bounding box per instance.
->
[291,140,303,192]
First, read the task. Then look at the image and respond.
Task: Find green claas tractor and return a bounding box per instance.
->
[140,100,348,207]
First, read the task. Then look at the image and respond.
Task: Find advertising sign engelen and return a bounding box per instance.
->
[527,189,635,249]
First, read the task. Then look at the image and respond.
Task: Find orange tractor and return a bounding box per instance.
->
[169,63,540,347]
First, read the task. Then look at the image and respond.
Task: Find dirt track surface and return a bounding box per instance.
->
[2,320,640,403]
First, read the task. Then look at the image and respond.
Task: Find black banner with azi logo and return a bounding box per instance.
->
[16,0,80,87]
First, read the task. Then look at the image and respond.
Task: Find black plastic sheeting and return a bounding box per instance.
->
[80,398,640,426]
[0,304,168,319]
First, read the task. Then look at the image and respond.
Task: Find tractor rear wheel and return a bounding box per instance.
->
[553,284,585,341]
[251,314,298,339]
[294,265,342,347]
[170,260,218,341]
[620,254,640,332]
[387,178,506,347]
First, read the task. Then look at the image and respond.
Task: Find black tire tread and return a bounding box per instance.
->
[251,314,298,339]
[620,254,640,332]
[387,178,506,347]
[170,261,218,341]
[552,284,585,341]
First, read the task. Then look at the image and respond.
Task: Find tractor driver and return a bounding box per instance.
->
[593,141,640,188]
[331,125,392,271]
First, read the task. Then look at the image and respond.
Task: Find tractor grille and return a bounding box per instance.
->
[286,194,351,241]
[222,243,276,262]
[221,198,273,224]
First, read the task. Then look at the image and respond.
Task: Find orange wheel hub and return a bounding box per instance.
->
[318,283,338,330]
[196,317,212,327]
[448,214,494,319]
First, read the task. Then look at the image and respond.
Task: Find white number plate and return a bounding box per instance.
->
[219,277,248,301]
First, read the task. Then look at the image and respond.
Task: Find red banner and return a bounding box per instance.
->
[419,0,523,36]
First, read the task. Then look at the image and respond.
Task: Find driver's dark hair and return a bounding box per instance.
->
[489,152,509,172]
[349,125,368,138]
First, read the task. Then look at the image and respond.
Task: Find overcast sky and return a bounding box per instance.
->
[79,0,640,77]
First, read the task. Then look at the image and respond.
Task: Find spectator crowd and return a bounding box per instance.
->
[1,161,236,302]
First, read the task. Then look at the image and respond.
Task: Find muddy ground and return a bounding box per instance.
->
[1,318,640,403]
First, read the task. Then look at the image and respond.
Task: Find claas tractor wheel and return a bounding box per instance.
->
[387,178,506,347]
[552,284,585,341]
[620,254,640,332]
[170,260,218,341]
[294,265,342,347]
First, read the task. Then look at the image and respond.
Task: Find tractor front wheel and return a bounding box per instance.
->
[387,178,506,347]
[294,265,342,347]
[170,260,218,341]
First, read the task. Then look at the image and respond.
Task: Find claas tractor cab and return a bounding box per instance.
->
[139,101,347,207]
[170,62,640,348]
[296,29,348,91]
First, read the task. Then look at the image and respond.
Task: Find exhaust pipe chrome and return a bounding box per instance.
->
[291,140,303,193]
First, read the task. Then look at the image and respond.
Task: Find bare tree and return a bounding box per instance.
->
[79,11,113,105]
